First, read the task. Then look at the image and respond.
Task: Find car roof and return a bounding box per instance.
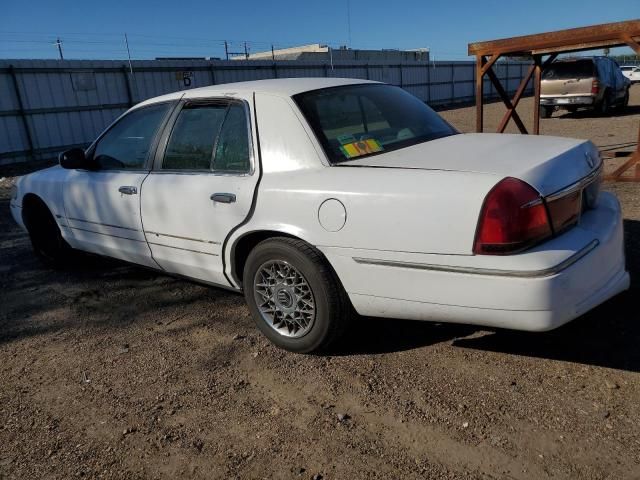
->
[136,77,380,108]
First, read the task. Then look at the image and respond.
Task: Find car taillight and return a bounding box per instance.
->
[591,80,600,94]
[474,177,552,255]
[546,190,581,234]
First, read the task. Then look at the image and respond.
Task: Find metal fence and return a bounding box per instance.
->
[0,58,533,165]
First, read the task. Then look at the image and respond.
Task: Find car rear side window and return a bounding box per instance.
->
[163,104,227,170]
[213,104,251,173]
[294,84,456,164]
[92,103,170,170]
[161,102,251,173]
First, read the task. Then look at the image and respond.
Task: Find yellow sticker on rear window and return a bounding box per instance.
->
[339,138,383,158]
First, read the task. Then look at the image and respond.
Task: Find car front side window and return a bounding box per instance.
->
[92,103,171,170]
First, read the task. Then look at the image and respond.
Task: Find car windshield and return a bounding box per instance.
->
[293,84,457,164]
[543,60,596,80]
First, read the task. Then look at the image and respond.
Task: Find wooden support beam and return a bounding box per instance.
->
[480,54,501,76]
[496,64,535,133]
[605,123,640,181]
[533,56,542,135]
[623,35,640,54]
[475,55,485,133]
[469,19,640,57]
[485,65,528,134]
[533,54,558,135]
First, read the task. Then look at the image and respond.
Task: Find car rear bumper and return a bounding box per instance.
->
[321,192,629,332]
[540,96,595,106]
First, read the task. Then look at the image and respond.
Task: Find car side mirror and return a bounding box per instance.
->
[59,148,88,169]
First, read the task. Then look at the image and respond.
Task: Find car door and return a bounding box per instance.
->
[140,96,259,286]
[63,102,174,268]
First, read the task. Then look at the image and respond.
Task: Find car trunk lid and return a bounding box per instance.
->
[338,133,601,197]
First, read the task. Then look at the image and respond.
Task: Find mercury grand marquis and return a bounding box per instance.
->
[9,78,630,352]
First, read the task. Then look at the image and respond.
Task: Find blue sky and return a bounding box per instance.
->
[1,0,637,60]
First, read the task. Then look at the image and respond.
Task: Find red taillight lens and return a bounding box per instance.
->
[591,80,600,95]
[546,190,581,234]
[474,177,552,255]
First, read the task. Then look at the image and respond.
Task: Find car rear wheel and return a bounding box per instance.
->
[540,106,553,118]
[621,89,630,109]
[23,198,74,268]
[597,94,610,116]
[243,237,351,353]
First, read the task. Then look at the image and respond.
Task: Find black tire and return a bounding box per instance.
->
[621,89,630,109]
[540,106,553,118]
[242,237,351,353]
[23,198,74,268]
[596,93,610,116]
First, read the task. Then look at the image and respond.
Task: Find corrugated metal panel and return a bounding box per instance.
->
[0,58,533,165]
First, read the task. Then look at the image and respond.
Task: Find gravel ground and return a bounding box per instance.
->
[1,87,639,480]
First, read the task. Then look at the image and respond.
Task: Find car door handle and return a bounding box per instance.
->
[210,193,236,204]
[118,186,138,195]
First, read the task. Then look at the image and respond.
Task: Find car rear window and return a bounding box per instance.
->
[543,60,596,80]
[293,84,457,164]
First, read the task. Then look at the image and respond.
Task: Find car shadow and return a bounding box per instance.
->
[2,168,638,372]
[334,219,639,373]
[554,104,640,119]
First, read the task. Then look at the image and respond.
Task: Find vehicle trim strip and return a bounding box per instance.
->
[145,231,221,245]
[67,217,140,232]
[69,226,146,242]
[352,239,599,278]
[545,163,602,202]
[146,241,219,256]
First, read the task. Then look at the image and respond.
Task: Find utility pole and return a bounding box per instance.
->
[124,33,134,74]
[346,0,352,48]
[124,33,137,101]
[244,41,248,60]
[224,41,229,60]
[271,44,275,61]
[55,38,64,60]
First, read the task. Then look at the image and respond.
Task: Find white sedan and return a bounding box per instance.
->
[9,78,629,352]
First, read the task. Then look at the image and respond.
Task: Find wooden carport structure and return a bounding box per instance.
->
[468,19,640,181]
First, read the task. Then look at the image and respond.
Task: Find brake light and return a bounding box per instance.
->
[474,178,552,255]
[591,80,600,95]
[546,190,581,234]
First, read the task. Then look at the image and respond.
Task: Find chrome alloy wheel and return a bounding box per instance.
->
[253,260,316,338]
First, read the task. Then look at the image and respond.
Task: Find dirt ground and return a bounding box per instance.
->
[1,87,639,480]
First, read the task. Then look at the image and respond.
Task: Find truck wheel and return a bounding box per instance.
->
[23,198,74,268]
[243,237,351,353]
[540,106,553,118]
[622,89,630,109]
[597,94,610,116]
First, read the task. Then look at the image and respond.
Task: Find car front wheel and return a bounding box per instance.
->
[243,237,351,353]
[23,198,75,268]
